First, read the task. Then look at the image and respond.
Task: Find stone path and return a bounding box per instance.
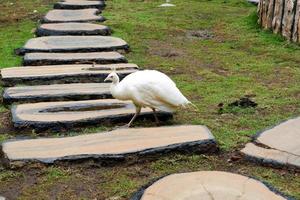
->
[0,0,296,198]
[1,63,138,86]
[2,125,216,165]
[54,0,106,10]
[12,99,172,130]
[42,9,105,23]
[20,36,129,54]
[131,171,288,200]
[23,52,127,65]
[36,23,111,36]
[241,117,300,169]
[3,83,111,104]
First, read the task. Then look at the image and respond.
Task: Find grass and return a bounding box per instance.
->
[0,0,299,199]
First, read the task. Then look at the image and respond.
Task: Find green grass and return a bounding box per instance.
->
[0,0,299,199]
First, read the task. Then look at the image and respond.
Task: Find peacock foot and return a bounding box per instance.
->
[114,123,131,130]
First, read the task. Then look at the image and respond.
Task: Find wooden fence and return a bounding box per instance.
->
[258,0,300,42]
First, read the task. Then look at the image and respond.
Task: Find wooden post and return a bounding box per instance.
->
[260,0,300,42]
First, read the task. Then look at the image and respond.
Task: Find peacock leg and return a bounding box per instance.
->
[126,106,141,127]
[152,108,160,125]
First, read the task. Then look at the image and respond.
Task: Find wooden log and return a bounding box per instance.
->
[266,0,275,28]
[260,0,300,42]
[272,0,284,34]
[292,0,300,42]
[261,0,270,28]
[282,0,295,39]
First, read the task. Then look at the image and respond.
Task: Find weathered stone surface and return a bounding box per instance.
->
[11,99,172,130]
[54,0,106,10]
[241,117,300,169]
[3,83,112,104]
[0,63,138,86]
[1,125,216,164]
[241,143,300,169]
[131,171,288,200]
[23,52,127,66]
[19,36,129,54]
[42,9,105,23]
[247,0,259,4]
[36,23,111,36]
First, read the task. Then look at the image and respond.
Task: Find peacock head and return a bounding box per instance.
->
[104,71,120,84]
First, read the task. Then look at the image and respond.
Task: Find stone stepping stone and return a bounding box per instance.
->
[241,117,300,169]
[0,63,138,86]
[42,9,105,23]
[11,99,172,130]
[1,125,216,164]
[131,171,288,200]
[36,23,111,36]
[19,36,129,54]
[3,83,112,104]
[54,0,106,10]
[23,52,127,66]
[247,0,259,4]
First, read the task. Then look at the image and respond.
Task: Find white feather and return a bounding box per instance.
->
[108,70,190,112]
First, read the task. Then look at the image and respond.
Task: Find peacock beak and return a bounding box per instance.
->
[104,76,111,82]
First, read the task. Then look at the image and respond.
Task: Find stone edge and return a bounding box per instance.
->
[35,25,111,37]
[2,87,112,104]
[0,125,217,166]
[241,144,300,170]
[18,42,130,55]
[241,116,300,170]
[22,54,128,66]
[41,9,106,24]
[0,69,136,87]
[53,1,106,10]
[11,109,173,131]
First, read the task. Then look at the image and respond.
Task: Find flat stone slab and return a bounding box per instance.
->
[0,63,138,86]
[23,52,127,66]
[42,9,105,23]
[241,117,300,169]
[247,0,259,4]
[11,99,172,130]
[54,0,106,9]
[19,36,129,54]
[3,83,112,104]
[1,125,216,164]
[36,23,111,36]
[131,171,288,200]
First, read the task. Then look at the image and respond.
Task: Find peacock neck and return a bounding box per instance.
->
[112,75,120,84]
[110,80,129,100]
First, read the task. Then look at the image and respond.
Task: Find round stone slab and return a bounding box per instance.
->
[11,99,172,131]
[3,83,112,104]
[20,36,129,54]
[36,23,111,36]
[0,63,138,86]
[1,125,216,164]
[132,171,287,200]
[241,117,300,169]
[54,0,106,9]
[23,52,127,66]
[42,9,105,23]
